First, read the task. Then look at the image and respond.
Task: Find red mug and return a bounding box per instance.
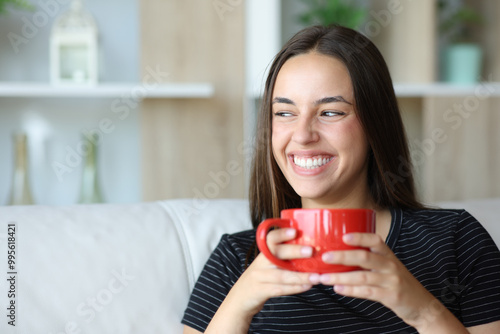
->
[256,208,376,273]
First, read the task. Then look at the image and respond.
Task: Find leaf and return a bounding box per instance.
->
[0,0,35,15]
[439,4,484,43]
[297,0,367,29]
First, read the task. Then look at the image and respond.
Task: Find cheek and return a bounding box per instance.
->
[349,121,367,142]
[271,129,281,161]
[332,119,369,155]
[271,124,286,151]
[271,125,292,169]
[348,123,369,158]
[271,126,279,158]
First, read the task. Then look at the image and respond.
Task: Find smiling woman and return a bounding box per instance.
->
[182,25,500,334]
[271,53,369,209]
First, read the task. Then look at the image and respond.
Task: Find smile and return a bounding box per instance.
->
[293,155,334,169]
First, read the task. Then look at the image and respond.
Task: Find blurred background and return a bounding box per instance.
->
[0,0,498,206]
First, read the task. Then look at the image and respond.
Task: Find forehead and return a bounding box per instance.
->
[272,52,353,101]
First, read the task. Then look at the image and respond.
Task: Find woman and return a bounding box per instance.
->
[182,25,500,333]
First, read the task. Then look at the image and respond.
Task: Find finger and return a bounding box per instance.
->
[258,266,321,287]
[342,233,392,256]
[321,249,393,271]
[265,269,313,285]
[332,284,384,302]
[275,244,313,260]
[266,282,313,298]
[266,228,313,257]
[266,228,296,246]
[319,270,388,287]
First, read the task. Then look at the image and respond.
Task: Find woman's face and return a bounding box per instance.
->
[271,52,370,208]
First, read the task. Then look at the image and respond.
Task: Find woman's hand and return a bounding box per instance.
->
[234,228,315,314]
[205,228,316,334]
[318,233,468,333]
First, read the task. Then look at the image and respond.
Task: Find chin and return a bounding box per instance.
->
[293,188,331,202]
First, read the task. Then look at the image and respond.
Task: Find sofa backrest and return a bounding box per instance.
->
[438,197,500,247]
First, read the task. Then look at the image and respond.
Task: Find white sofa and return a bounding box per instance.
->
[0,198,498,333]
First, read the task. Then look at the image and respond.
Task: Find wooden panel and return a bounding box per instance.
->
[398,97,424,197]
[140,0,245,200]
[370,0,436,83]
[421,96,500,203]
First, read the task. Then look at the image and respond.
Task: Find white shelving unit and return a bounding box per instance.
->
[0,0,150,206]
[394,82,500,97]
[0,81,215,206]
[0,82,215,98]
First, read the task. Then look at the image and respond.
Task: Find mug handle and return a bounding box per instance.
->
[256,218,296,271]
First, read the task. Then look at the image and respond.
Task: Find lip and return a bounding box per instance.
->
[287,151,336,176]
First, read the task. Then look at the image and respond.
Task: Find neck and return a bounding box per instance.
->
[301,195,376,210]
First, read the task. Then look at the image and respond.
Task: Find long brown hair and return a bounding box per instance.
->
[249,25,423,229]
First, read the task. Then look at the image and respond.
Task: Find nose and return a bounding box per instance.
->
[291,115,319,145]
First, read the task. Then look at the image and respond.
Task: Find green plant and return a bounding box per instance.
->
[298,0,366,29]
[0,0,34,15]
[438,0,484,44]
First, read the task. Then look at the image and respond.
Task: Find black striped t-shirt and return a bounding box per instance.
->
[182,208,500,333]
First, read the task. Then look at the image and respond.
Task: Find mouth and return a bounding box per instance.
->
[291,155,334,170]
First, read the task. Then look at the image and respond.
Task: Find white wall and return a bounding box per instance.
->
[0,0,140,205]
[244,0,281,191]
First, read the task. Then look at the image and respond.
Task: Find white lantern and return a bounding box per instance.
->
[50,0,98,85]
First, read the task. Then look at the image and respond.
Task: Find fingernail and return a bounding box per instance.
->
[320,274,331,284]
[343,234,354,242]
[309,273,320,284]
[301,246,313,257]
[286,228,296,237]
[334,285,345,293]
[322,252,334,262]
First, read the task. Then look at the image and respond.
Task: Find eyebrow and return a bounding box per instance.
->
[272,96,352,106]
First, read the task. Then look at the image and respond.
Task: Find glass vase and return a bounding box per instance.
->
[8,133,35,205]
[78,137,104,204]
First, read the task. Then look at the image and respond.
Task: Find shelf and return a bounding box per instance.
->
[249,82,500,100]
[394,82,500,97]
[0,82,215,98]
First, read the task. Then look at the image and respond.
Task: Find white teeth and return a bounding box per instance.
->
[293,156,333,169]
